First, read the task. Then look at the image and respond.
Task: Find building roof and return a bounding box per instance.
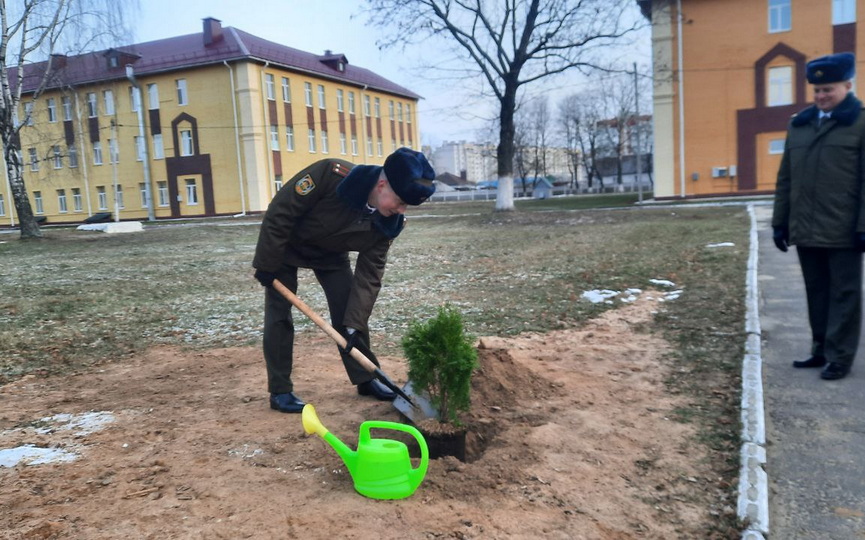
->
[16,18,420,100]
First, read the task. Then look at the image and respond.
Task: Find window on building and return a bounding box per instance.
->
[97,186,108,210]
[392,139,397,152]
[72,188,82,212]
[153,134,164,159]
[769,139,785,154]
[768,65,793,106]
[185,179,198,205]
[388,100,394,120]
[374,97,380,118]
[68,145,78,168]
[364,95,371,117]
[176,79,188,105]
[833,0,855,24]
[34,191,43,214]
[274,175,283,192]
[348,92,356,114]
[93,141,103,165]
[339,132,347,155]
[47,98,57,122]
[285,126,295,151]
[103,90,115,115]
[53,146,62,169]
[397,103,403,122]
[265,74,275,100]
[115,184,124,209]
[157,181,169,206]
[377,138,383,157]
[108,138,119,164]
[0,193,5,217]
[366,136,373,156]
[57,189,67,213]
[86,93,97,117]
[24,102,34,125]
[321,131,329,154]
[406,104,412,123]
[304,82,313,107]
[180,130,193,156]
[337,89,344,112]
[270,125,280,150]
[135,136,145,161]
[147,83,159,110]
[282,77,291,102]
[351,135,358,156]
[28,148,38,171]
[318,85,326,109]
[62,96,72,120]
[308,128,317,152]
[139,183,149,208]
[769,0,791,32]
[129,86,141,112]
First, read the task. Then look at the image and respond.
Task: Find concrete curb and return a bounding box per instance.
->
[738,204,769,538]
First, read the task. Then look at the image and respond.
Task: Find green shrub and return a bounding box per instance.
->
[402,304,478,425]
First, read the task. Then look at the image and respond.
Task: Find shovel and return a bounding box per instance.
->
[271,279,416,406]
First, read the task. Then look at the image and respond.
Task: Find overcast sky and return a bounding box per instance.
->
[132,0,651,147]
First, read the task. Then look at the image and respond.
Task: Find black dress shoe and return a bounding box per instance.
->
[820,362,850,380]
[793,356,827,368]
[270,392,306,413]
[357,379,396,401]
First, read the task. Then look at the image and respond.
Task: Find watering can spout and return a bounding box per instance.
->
[302,404,358,475]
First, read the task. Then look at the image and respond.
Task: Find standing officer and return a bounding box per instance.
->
[253,148,435,412]
[772,52,865,381]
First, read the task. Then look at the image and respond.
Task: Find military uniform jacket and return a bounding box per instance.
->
[773,93,865,248]
[253,158,399,331]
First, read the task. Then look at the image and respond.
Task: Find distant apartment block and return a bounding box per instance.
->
[2,17,421,224]
[431,140,579,185]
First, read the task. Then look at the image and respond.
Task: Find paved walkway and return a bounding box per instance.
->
[755,205,865,539]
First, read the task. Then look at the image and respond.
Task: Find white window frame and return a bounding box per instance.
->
[366,136,373,156]
[185,179,198,205]
[93,141,103,165]
[47,98,57,122]
[318,85,326,109]
[103,90,115,115]
[115,184,124,209]
[157,181,169,207]
[304,82,313,107]
[265,74,275,101]
[97,186,108,210]
[397,103,403,122]
[86,93,97,117]
[768,65,793,106]
[180,130,193,156]
[29,148,39,171]
[337,89,344,112]
[348,92,356,114]
[406,104,412,124]
[374,97,380,118]
[72,188,82,212]
[282,77,291,102]
[285,126,295,151]
[140,183,149,208]
[147,83,159,110]
[53,146,62,169]
[108,138,119,164]
[270,125,280,151]
[321,131,329,154]
[377,138,383,157]
[34,191,43,214]
[62,96,72,120]
[308,128,317,152]
[57,189,67,213]
[389,100,394,120]
[176,79,188,106]
[68,145,78,168]
[769,139,785,154]
[339,132,347,155]
[24,102,34,125]
[364,95,371,117]
[152,134,164,159]
[351,135,358,156]
[0,193,5,217]
[135,136,145,161]
[769,0,791,33]
[130,86,141,112]
[833,0,855,25]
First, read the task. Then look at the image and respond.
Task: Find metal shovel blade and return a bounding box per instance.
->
[393,380,440,424]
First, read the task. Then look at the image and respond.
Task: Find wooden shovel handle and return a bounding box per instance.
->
[271,278,378,374]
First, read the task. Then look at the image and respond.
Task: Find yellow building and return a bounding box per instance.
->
[639,0,859,198]
[2,18,421,225]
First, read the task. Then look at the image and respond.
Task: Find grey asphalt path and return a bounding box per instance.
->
[755,205,865,539]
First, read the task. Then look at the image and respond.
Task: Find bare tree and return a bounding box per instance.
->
[1,0,135,238]
[559,91,603,190]
[364,0,643,211]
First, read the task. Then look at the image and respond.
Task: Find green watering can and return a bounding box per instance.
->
[302,404,429,500]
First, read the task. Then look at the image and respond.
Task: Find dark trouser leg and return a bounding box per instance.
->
[798,247,863,366]
[263,266,299,394]
[314,265,378,385]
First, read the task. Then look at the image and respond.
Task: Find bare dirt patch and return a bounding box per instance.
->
[1,295,717,539]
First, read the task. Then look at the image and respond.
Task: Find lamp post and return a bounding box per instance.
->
[125,65,155,221]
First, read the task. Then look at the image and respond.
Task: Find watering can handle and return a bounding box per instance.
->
[361,421,429,471]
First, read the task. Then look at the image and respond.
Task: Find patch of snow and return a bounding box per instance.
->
[649,279,676,288]
[581,289,620,304]
[706,242,735,248]
[0,444,78,467]
[35,411,116,436]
